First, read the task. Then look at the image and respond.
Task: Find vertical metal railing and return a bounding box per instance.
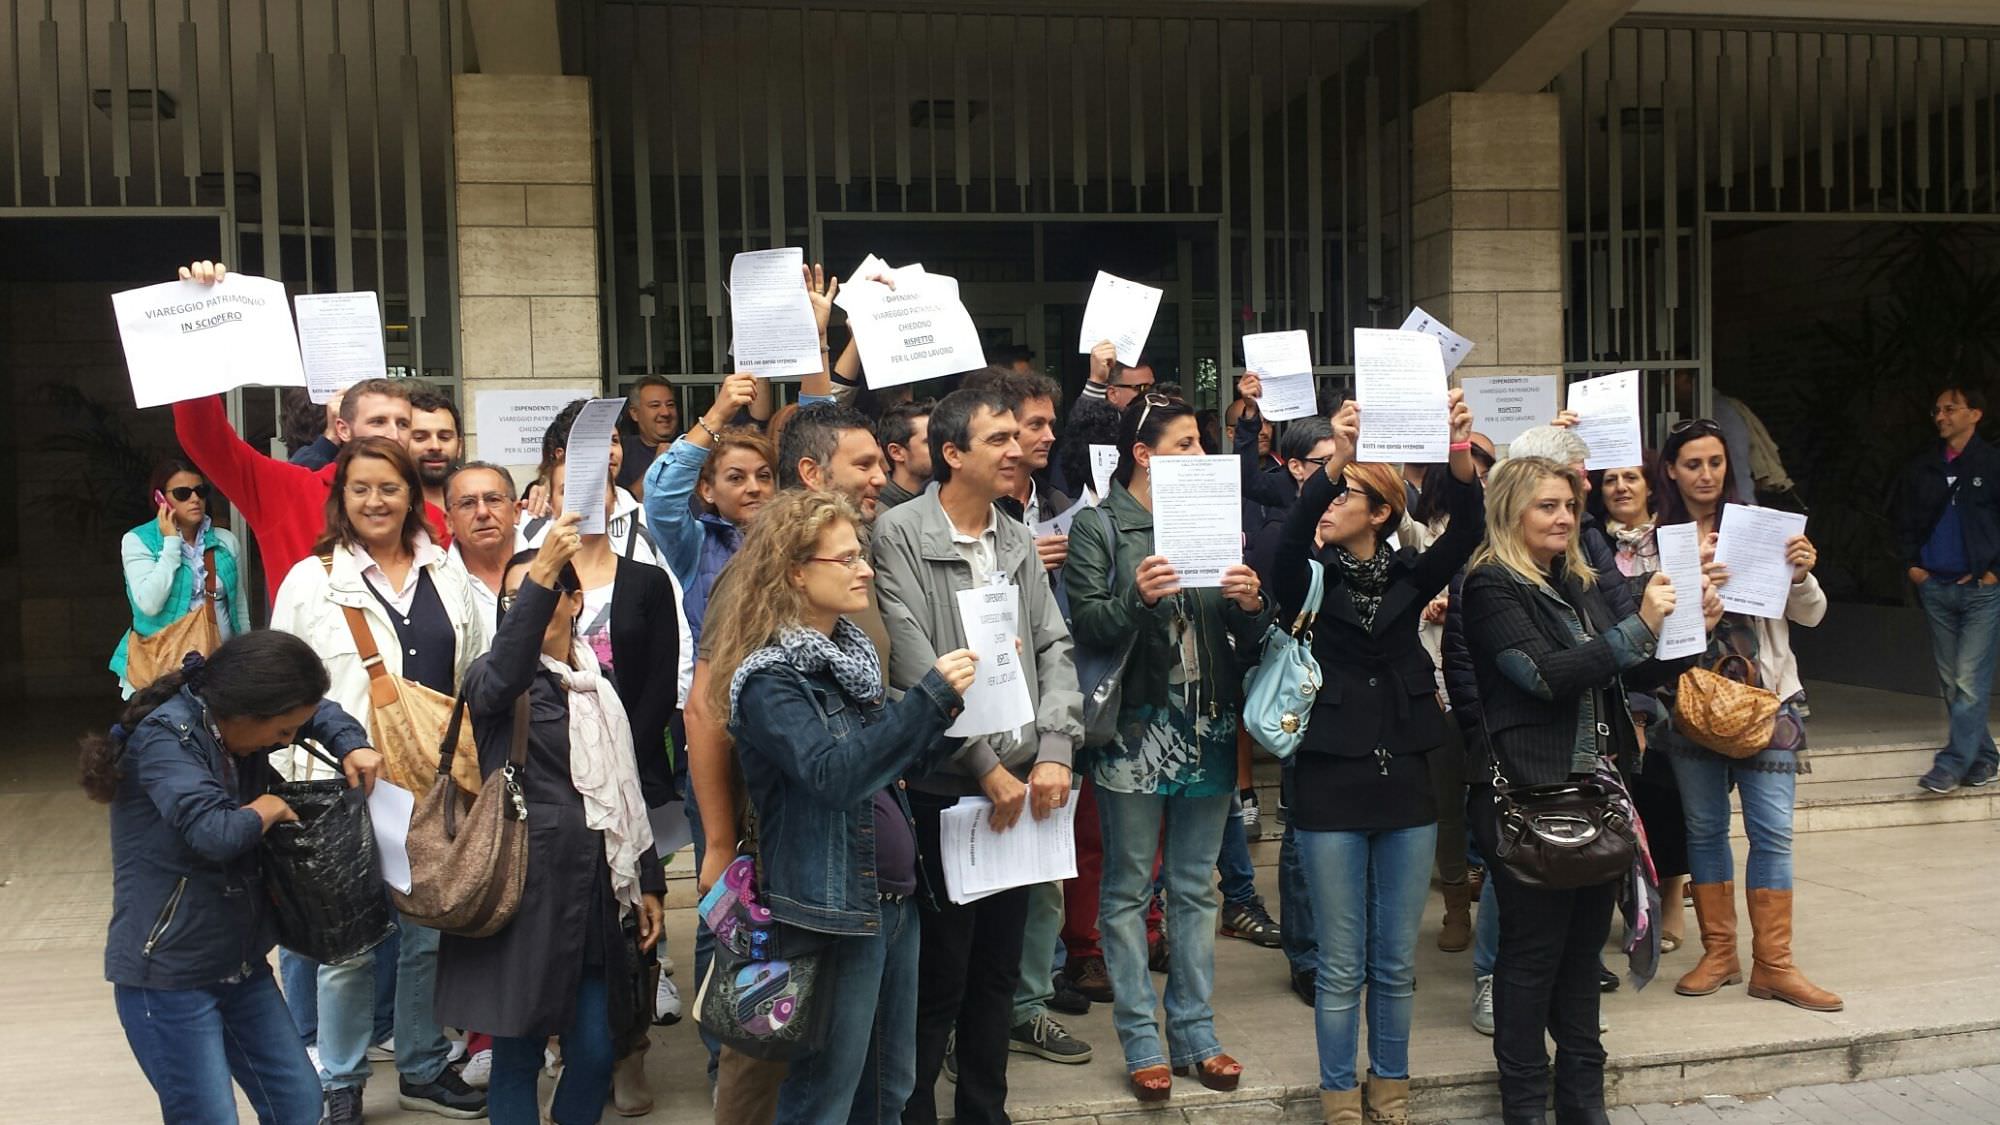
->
[0,0,461,387]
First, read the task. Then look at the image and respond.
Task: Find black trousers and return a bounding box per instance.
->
[1471,785,1617,1121]
[904,791,1030,1125]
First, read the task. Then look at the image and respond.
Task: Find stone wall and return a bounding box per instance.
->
[453,73,604,475]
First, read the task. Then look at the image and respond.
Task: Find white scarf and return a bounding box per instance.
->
[540,642,654,909]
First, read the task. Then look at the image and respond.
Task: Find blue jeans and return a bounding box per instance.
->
[315,914,451,1089]
[1217,793,1260,907]
[1278,767,1318,975]
[490,972,612,1125]
[1473,876,1500,978]
[1096,787,1232,1070]
[1671,753,1796,890]
[1297,823,1437,1091]
[117,967,324,1125]
[278,931,397,1046]
[1010,881,1065,1025]
[775,896,920,1125]
[1919,580,2000,780]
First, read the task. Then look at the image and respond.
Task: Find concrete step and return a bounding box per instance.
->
[1741,776,1999,833]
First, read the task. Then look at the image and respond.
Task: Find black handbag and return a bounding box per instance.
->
[1482,707,1635,891]
[261,746,398,964]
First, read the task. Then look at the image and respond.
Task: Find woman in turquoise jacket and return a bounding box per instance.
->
[112,460,250,698]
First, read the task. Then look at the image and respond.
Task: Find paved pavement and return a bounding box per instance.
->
[1441,1065,2000,1124]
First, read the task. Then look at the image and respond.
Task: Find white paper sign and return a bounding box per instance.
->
[1653,523,1709,660]
[1569,370,1644,471]
[294,291,387,404]
[1089,445,1120,501]
[472,387,594,466]
[835,269,986,388]
[946,585,1037,739]
[1713,504,1808,619]
[365,780,416,895]
[1462,375,1560,446]
[559,398,626,535]
[1399,305,1475,373]
[112,274,306,408]
[1034,491,1092,539]
[939,795,1079,904]
[1149,455,1243,588]
[728,247,822,378]
[1242,330,1318,422]
[1353,328,1450,462]
[1077,271,1163,367]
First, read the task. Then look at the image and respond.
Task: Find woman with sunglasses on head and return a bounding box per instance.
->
[1269,394,1484,1125]
[269,438,488,1125]
[114,461,251,699]
[1062,393,1274,1104]
[435,514,668,1125]
[1587,453,1691,953]
[1652,419,1840,1013]
[1461,456,1718,1125]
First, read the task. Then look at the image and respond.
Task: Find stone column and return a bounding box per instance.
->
[1409,92,1564,437]
[452,73,601,473]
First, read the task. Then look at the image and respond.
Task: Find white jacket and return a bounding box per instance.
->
[268,541,486,780]
[1752,572,1826,703]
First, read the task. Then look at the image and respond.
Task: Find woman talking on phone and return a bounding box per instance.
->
[87,631,382,1124]
[113,461,250,698]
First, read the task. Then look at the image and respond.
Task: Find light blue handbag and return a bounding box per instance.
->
[1242,560,1325,760]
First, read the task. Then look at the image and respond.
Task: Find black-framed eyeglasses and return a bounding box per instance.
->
[167,484,212,502]
[1301,455,1333,468]
[1669,418,1724,439]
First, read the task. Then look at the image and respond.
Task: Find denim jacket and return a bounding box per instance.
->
[105,689,370,989]
[729,661,964,937]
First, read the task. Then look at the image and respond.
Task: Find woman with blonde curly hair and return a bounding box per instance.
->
[706,489,976,1123]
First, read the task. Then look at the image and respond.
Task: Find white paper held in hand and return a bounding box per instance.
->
[1076,271,1163,367]
[946,586,1037,739]
[1089,445,1120,501]
[366,780,417,895]
[560,398,627,535]
[1568,370,1644,471]
[1713,504,1808,619]
[834,266,986,388]
[113,273,307,408]
[1353,328,1450,462]
[1149,456,1243,588]
[1461,375,1559,446]
[1652,523,1709,660]
[1034,492,1092,539]
[1398,305,1475,373]
[938,796,1079,905]
[727,247,823,378]
[1242,330,1318,422]
[294,291,387,404]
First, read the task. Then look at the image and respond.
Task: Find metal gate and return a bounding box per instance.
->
[580,1,1411,405]
[0,0,464,383]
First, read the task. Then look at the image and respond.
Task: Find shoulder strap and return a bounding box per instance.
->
[1092,503,1119,571]
[1290,559,1325,637]
[322,554,398,710]
[202,548,219,624]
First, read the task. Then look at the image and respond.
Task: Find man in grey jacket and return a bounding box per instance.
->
[871,386,1085,1125]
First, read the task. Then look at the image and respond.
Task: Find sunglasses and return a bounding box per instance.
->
[1669,418,1724,439]
[166,484,211,502]
[1133,391,1176,436]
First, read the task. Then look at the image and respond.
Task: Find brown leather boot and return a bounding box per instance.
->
[1363,1072,1411,1125]
[1321,1086,1363,1125]
[1438,880,1473,953]
[611,1035,654,1117]
[1675,882,1743,996]
[1745,887,1844,1011]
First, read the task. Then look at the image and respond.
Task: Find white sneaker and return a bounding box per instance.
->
[1471,975,1495,1036]
[461,1048,492,1090]
[366,1037,395,1062]
[654,973,683,1026]
[1241,796,1261,839]
[659,951,676,977]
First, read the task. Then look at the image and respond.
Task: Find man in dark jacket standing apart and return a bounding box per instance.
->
[1897,384,2000,793]
[871,386,1085,1125]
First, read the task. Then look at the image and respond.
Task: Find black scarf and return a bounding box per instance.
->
[1333,546,1392,629]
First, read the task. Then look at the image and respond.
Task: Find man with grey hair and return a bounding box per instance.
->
[443,461,523,627]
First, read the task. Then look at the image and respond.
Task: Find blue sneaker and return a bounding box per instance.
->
[1918,767,1960,794]
[1965,762,1997,788]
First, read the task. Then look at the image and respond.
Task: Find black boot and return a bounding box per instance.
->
[1555,1105,1611,1125]
[1501,1115,1548,1125]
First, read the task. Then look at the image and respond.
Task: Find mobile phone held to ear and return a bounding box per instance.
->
[153,489,168,508]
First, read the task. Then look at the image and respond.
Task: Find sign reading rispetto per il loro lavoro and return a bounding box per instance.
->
[112,274,307,409]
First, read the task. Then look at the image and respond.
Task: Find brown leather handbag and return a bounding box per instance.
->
[126,549,221,688]
[321,557,481,799]
[391,692,531,938]
[1672,650,1780,759]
